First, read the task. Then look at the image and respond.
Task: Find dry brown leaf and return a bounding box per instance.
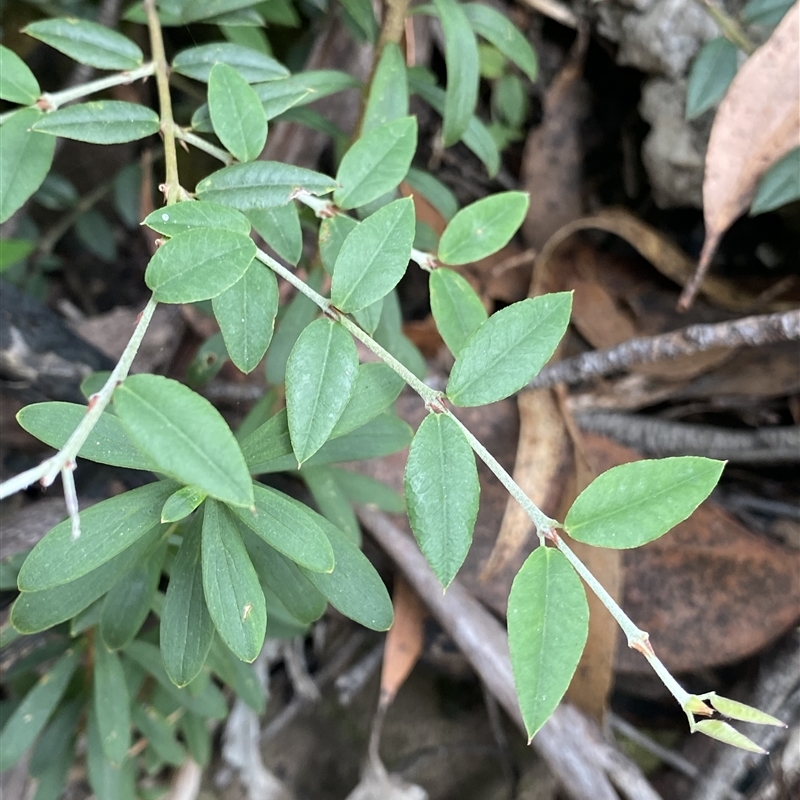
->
[680,3,800,309]
[521,27,589,249]
[380,576,425,706]
[536,208,796,312]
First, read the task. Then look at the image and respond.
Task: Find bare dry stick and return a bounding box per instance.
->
[529,310,800,389]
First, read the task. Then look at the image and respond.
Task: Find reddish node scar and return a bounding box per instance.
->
[425,396,448,414]
[87,394,100,412]
[630,633,654,657]
[323,305,342,322]
[542,528,559,544]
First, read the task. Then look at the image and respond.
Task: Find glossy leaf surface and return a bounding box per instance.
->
[507,547,589,741]
[447,293,572,406]
[115,374,253,508]
[565,457,725,548]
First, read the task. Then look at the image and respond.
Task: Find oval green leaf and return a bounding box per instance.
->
[319,213,358,274]
[330,362,405,438]
[114,374,253,507]
[463,3,538,82]
[751,147,800,215]
[196,161,336,210]
[212,260,278,373]
[0,45,40,104]
[565,457,725,548]
[333,116,417,209]
[201,499,266,662]
[331,197,415,312]
[404,413,479,587]
[231,483,335,573]
[17,482,171,591]
[161,486,207,523]
[438,191,529,265]
[161,522,215,686]
[144,227,256,304]
[432,0,480,145]
[93,642,131,764]
[23,17,143,70]
[285,317,359,463]
[17,401,157,471]
[172,42,288,83]
[248,201,302,264]
[361,42,409,133]
[0,108,56,223]
[507,547,589,741]
[447,292,572,407]
[0,646,81,771]
[33,101,159,144]
[143,200,251,237]
[693,720,765,754]
[208,63,268,163]
[100,544,165,650]
[405,167,458,221]
[302,466,361,542]
[686,37,738,120]
[299,515,393,631]
[131,704,185,766]
[430,267,487,355]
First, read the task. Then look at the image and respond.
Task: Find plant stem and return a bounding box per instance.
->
[0,62,156,124]
[697,0,756,53]
[144,0,180,205]
[173,127,234,165]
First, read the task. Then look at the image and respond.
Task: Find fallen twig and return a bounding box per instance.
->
[574,412,800,463]
[529,310,800,390]
[358,506,663,800]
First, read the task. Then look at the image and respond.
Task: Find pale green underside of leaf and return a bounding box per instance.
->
[172,42,288,82]
[0,45,40,104]
[33,101,160,144]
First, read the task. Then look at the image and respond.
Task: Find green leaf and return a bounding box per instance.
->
[430,268,487,355]
[115,375,253,507]
[707,694,786,727]
[0,238,35,272]
[299,516,393,631]
[447,292,572,406]
[331,197,415,312]
[264,267,324,384]
[404,413,479,587]
[302,466,361,542]
[100,544,165,650]
[161,522,214,686]
[180,713,211,766]
[564,457,725,548]
[693,720,765,754]
[463,3,538,82]
[231,483,335,572]
[86,702,135,800]
[0,109,56,224]
[123,640,227,719]
[172,42,288,82]
[208,63,268,162]
[353,298,384,335]
[17,482,171,591]
[405,167,458,221]
[285,318,359,463]
[741,0,794,26]
[253,79,312,118]
[33,101,159,144]
[143,200,251,237]
[144,227,256,304]
[196,161,336,210]
[319,214,358,274]
[508,547,588,741]
[202,499,266,662]
[205,637,266,712]
[93,642,131,764]
[241,408,293,471]
[330,467,406,514]
[74,208,117,261]
[29,699,81,800]
[438,191,529,265]
[330,362,404,438]
[17,401,157,471]
[686,37,738,120]
[23,17,143,70]
[432,0,480,145]
[212,260,278,373]
[132,704,185,766]
[248,202,302,264]
[161,486,207,523]
[0,45,40,104]
[408,72,500,176]
[241,529,328,623]
[362,43,408,133]
[340,0,379,41]
[12,526,165,634]
[334,117,417,209]
[751,147,800,214]
[0,646,80,771]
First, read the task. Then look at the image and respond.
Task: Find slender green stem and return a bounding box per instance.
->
[173,127,234,165]
[144,0,180,205]
[696,0,756,53]
[0,62,156,124]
